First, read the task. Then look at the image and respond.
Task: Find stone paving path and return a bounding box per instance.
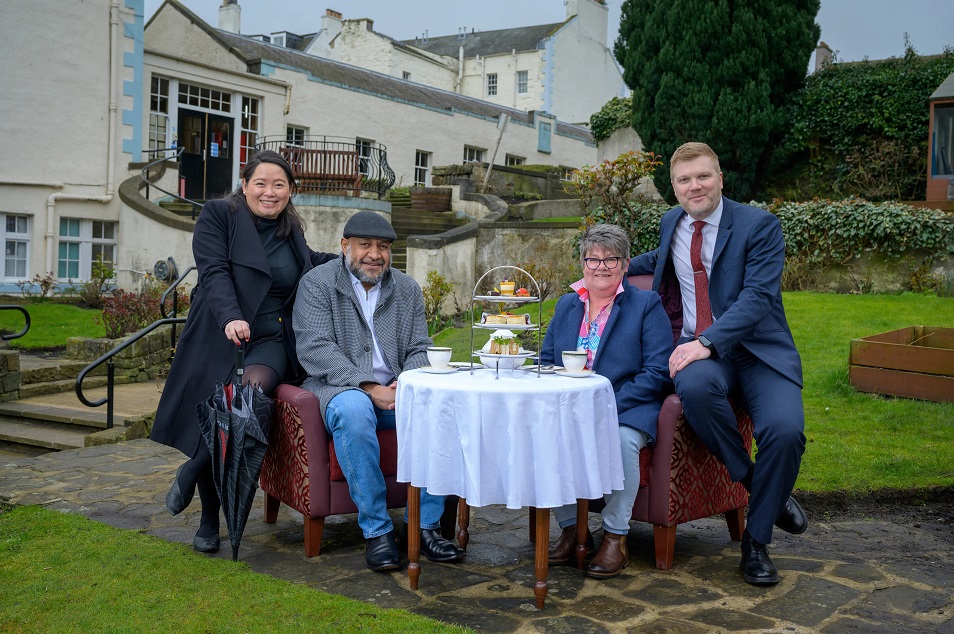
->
[1,439,952,633]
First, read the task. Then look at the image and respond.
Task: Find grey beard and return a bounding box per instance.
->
[344,246,389,285]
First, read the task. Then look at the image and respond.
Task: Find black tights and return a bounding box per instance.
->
[179,364,280,538]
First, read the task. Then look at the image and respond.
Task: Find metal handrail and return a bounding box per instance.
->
[75,317,186,429]
[140,146,203,219]
[0,305,30,341]
[160,266,197,319]
[159,265,197,358]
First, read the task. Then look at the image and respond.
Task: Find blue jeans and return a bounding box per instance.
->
[553,425,648,535]
[324,389,445,539]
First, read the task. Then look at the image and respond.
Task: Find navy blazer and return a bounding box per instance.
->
[629,197,802,387]
[540,280,673,444]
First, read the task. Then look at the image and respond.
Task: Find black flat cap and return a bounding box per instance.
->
[343,211,397,241]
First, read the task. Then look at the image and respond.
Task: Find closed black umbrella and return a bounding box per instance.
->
[196,346,274,561]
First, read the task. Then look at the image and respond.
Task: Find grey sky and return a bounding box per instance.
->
[145,0,952,63]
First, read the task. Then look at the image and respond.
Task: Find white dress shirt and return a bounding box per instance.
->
[671,198,723,338]
[349,272,396,386]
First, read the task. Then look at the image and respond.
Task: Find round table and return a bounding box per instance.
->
[396,366,624,608]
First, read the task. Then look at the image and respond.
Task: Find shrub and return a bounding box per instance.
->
[77,257,115,308]
[582,200,671,258]
[589,96,633,143]
[563,151,663,217]
[781,45,954,200]
[422,270,454,335]
[16,272,57,300]
[578,198,954,293]
[100,290,159,339]
[99,276,190,339]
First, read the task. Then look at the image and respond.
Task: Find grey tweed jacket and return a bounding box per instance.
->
[293,255,432,420]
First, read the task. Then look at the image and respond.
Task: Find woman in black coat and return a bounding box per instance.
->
[151,150,336,553]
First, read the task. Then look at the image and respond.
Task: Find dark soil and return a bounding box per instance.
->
[797,486,954,527]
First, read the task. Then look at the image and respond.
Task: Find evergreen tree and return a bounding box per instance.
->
[615,0,820,201]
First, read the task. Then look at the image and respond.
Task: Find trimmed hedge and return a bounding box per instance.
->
[584,198,954,292]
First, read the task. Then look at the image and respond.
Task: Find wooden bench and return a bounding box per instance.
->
[280,146,363,196]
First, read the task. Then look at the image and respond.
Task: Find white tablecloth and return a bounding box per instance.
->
[396,367,624,509]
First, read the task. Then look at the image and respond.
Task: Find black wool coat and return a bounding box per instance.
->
[150,198,336,457]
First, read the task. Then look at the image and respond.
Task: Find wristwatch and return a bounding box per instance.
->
[697,335,716,357]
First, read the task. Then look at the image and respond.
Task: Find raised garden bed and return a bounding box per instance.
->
[849,326,954,403]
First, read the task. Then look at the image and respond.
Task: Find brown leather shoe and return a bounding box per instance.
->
[585,532,628,578]
[548,525,594,565]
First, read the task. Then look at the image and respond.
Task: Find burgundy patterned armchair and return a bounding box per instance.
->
[526,275,752,570]
[628,273,752,569]
[259,384,407,557]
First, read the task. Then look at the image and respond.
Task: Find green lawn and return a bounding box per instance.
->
[0,505,467,634]
[0,301,104,349]
[436,291,954,494]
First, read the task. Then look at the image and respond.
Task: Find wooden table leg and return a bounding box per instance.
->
[457,497,470,550]
[407,485,421,590]
[533,507,549,609]
[574,499,589,570]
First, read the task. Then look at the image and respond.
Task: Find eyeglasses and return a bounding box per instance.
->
[582,257,623,270]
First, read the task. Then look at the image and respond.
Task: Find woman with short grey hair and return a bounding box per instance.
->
[539,223,673,578]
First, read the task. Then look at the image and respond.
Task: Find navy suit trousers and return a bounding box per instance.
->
[673,339,805,544]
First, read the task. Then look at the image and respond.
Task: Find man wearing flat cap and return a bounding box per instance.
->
[293,210,464,571]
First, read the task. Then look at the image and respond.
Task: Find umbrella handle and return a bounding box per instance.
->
[235,342,245,383]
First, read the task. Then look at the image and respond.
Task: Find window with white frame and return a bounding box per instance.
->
[403,71,412,81]
[356,138,373,176]
[178,82,231,113]
[240,96,259,171]
[414,151,431,186]
[286,125,307,147]
[57,219,116,281]
[516,70,528,94]
[463,146,485,163]
[149,75,170,154]
[2,215,30,280]
[505,155,526,166]
[560,166,577,181]
[487,73,498,96]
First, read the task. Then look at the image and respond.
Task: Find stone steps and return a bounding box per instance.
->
[0,415,98,452]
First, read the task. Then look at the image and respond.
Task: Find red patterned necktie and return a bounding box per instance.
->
[690,220,713,333]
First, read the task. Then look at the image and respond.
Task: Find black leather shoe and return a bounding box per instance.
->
[420,528,465,563]
[775,496,808,535]
[740,531,779,585]
[166,463,195,516]
[366,532,401,572]
[193,533,220,553]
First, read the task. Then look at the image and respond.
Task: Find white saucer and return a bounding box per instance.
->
[554,369,595,378]
[421,366,458,374]
[522,365,562,374]
[449,361,483,369]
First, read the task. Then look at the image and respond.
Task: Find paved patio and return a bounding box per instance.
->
[1,435,952,632]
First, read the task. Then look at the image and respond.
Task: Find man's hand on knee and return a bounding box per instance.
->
[669,340,711,378]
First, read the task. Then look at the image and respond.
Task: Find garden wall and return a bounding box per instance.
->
[66,327,174,382]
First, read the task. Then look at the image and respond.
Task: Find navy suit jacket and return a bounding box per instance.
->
[628,197,802,387]
[540,280,673,444]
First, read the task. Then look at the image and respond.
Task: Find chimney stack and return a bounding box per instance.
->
[815,41,833,72]
[219,0,241,34]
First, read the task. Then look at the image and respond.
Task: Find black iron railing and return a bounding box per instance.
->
[76,269,196,430]
[75,317,186,430]
[0,306,30,341]
[140,147,203,219]
[159,265,196,358]
[254,136,395,199]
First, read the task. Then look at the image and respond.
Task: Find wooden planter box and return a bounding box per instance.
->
[849,326,954,403]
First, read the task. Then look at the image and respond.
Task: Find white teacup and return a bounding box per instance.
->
[426,346,453,369]
[562,350,588,373]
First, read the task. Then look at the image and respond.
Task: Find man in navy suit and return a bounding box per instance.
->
[628,142,808,585]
